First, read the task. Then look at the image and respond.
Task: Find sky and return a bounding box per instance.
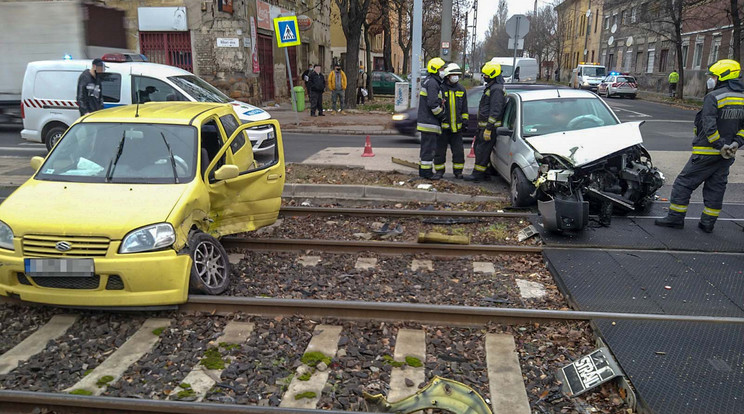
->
[475,0,554,42]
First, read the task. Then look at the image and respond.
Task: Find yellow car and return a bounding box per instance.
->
[0,102,285,307]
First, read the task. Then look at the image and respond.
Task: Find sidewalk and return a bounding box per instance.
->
[264,102,400,135]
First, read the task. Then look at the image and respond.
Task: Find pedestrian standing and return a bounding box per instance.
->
[76,58,105,116]
[302,64,313,87]
[357,67,367,105]
[668,69,679,97]
[328,64,347,113]
[433,63,468,179]
[464,62,506,182]
[308,64,326,117]
[655,59,744,233]
[416,57,447,179]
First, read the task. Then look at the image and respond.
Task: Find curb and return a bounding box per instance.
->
[283,128,400,135]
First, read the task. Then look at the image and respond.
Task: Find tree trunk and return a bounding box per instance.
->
[381,0,393,72]
[732,0,742,62]
[364,22,375,101]
[674,0,684,100]
[397,0,411,75]
[336,0,373,109]
[345,33,362,108]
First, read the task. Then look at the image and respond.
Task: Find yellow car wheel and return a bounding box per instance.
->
[188,231,231,295]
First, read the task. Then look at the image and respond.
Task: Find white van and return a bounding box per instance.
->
[570,62,607,91]
[489,57,537,83]
[21,57,273,151]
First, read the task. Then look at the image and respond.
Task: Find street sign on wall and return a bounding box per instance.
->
[273,16,301,48]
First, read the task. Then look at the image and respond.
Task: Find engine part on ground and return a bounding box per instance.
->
[371,222,404,238]
[539,195,589,232]
[517,225,539,241]
[363,376,492,414]
[417,231,470,245]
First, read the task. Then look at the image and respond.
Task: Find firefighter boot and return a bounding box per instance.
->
[698,214,717,233]
[654,211,685,229]
[464,171,490,182]
[453,170,463,179]
[419,166,433,179]
[431,170,445,180]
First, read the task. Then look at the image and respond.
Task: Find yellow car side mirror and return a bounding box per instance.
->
[213,164,239,181]
[30,156,44,171]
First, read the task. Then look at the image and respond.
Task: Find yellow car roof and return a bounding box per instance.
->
[81,102,230,125]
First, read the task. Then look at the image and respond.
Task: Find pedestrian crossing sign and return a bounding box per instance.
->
[273,16,301,48]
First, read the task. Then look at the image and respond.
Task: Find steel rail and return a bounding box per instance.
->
[280,206,534,218]
[221,238,542,256]
[0,390,358,414]
[182,296,744,326]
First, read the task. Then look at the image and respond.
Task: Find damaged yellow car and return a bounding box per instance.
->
[0,102,284,307]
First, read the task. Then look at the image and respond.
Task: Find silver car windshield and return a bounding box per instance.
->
[522,98,618,137]
[169,75,231,103]
[36,123,197,184]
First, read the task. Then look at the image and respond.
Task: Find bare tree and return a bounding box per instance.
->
[336,0,373,108]
[392,0,412,74]
[483,0,509,58]
[525,5,558,80]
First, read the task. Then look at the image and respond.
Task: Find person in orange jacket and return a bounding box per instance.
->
[328,64,348,113]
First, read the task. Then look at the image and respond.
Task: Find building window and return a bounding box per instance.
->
[647,49,656,73]
[604,16,610,30]
[621,10,626,25]
[624,48,632,70]
[607,53,614,69]
[591,50,595,62]
[612,14,617,28]
[631,7,637,23]
[659,49,669,72]
[693,41,703,68]
[709,37,721,65]
[681,44,689,69]
[594,10,599,33]
[635,51,643,71]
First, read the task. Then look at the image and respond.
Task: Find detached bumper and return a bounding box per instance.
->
[539,196,589,232]
[0,246,191,307]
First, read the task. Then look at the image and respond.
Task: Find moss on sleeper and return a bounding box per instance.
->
[200,347,227,370]
[152,327,166,336]
[294,391,317,400]
[70,389,93,396]
[300,351,331,367]
[96,375,114,387]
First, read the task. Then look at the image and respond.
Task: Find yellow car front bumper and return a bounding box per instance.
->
[0,246,192,307]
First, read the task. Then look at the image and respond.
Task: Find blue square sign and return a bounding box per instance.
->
[274,16,301,48]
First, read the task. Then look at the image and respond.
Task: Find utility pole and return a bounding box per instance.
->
[464,10,468,63]
[584,0,592,61]
[440,0,452,58]
[471,0,478,71]
[411,0,422,108]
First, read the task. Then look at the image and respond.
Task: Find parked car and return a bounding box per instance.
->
[597,73,638,99]
[371,71,407,95]
[488,89,663,231]
[0,102,285,307]
[391,84,567,141]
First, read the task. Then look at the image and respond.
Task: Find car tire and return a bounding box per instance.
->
[511,167,535,207]
[188,231,231,295]
[630,94,637,99]
[44,125,67,152]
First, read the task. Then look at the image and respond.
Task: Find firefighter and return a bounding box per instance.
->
[417,57,447,179]
[464,61,506,182]
[433,62,468,179]
[655,59,744,233]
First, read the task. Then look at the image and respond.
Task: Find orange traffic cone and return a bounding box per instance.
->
[467,139,475,158]
[362,135,375,157]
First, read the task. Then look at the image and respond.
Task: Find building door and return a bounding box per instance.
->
[257,34,274,101]
[139,32,193,72]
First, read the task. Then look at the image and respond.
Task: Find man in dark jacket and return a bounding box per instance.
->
[416,57,446,179]
[308,64,326,117]
[76,58,105,116]
[434,62,468,179]
[655,59,744,233]
[464,61,506,182]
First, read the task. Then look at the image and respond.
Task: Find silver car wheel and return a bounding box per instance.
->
[193,240,227,289]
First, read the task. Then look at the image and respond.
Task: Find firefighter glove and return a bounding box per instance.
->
[721,142,739,159]
[483,128,492,141]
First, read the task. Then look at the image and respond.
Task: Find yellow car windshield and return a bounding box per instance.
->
[37,123,198,184]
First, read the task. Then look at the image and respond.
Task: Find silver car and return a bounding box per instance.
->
[489,89,621,207]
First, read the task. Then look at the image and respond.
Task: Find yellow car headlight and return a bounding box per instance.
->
[392,113,409,121]
[0,220,14,251]
[120,223,175,254]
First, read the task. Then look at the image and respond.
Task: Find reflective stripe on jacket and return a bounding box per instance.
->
[477,77,506,130]
[441,82,468,133]
[417,74,444,133]
[693,78,744,153]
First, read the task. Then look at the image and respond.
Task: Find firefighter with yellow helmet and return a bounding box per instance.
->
[464,61,506,182]
[656,59,744,233]
[417,57,447,179]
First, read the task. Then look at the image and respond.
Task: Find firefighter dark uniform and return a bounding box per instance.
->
[417,57,446,179]
[656,59,744,233]
[434,63,468,179]
[465,62,506,182]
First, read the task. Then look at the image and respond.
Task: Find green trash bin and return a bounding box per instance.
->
[293,86,306,112]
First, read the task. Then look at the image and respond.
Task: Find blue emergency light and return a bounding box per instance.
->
[63,54,73,60]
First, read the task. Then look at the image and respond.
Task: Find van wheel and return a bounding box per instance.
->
[45,126,67,151]
[188,232,231,295]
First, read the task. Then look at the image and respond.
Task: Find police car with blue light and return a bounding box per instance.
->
[21,54,274,151]
[597,72,638,99]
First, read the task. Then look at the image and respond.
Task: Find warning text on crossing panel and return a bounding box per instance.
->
[273,16,301,48]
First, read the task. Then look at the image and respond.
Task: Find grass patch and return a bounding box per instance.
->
[152,327,166,336]
[294,391,317,400]
[83,369,93,377]
[301,351,331,367]
[382,354,404,368]
[431,226,468,236]
[219,342,241,351]
[482,222,510,239]
[200,347,227,370]
[96,375,114,387]
[298,371,313,381]
[177,388,197,399]
[179,382,191,389]
[357,102,395,112]
[69,389,93,395]
[405,356,423,367]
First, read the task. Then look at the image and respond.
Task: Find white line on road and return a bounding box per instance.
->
[612,107,651,117]
[0,147,46,152]
[640,120,694,123]
[18,143,45,147]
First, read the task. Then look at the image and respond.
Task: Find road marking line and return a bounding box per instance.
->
[388,329,426,403]
[0,314,78,375]
[281,324,343,408]
[486,333,531,414]
[169,321,254,401]
[0,147,47,152]
[613,107,651,117]
[64,318,171,395]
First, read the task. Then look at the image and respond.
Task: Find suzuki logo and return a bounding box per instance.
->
[55,241,72,252]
